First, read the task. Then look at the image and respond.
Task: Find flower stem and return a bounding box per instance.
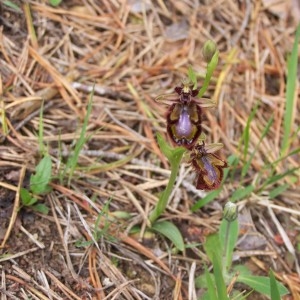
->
[149,140,185,224]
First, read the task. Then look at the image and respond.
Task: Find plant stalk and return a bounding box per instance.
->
[149,150,184,224]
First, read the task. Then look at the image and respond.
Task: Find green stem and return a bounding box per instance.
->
[149,150,184,224]
[223,220,231,273]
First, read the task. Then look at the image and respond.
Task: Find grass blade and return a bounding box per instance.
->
[38,101,45,155]
[281,24,300,154]
[229,185,254,203]
[65,88,94,185]
[191,189,221,211]
[240,103,259,162]
[241,115,273,178]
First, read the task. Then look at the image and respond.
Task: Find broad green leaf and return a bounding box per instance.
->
[205,266,218,300]
[20,188,31,203]
[32,203,49,214]
[237,274,289,297]
[269,270,281,300]
[152,220,184,251]
[49,0,62,6]
[233,265,251,276]
[20,188,38,206]
[212,251,229,300]
[204,233,222,264]
[30,156,52,194]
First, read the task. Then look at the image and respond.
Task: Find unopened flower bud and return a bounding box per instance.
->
[223,202,238,222]
[202,40,217,63]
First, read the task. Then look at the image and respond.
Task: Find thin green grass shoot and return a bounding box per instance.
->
[241,114,274,179]
[281,23,300,155]
[2,0,22,12]
[62,88,94,186]
[38,100,45,155]
[239,103,259,162]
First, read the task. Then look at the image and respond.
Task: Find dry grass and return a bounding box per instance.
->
[0,0,299,299]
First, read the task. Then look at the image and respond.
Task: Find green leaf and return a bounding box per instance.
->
[240,103,259,162]
[30,156,52,194]
[3,1,22,12]
[198,50,219,97]
[219,218,239,271]
[32,203,49,214]
[201,292,211,300]
[66,91,94,185]
[241,115,273,179]
[191,189,221,211]
[199,235,227,299]
[151,221,184,251]
[212,251,229,300]
[262,167,299,188]
[49,0,62,6]
[269,270,281,300]
[233,265,251,276]
[75,239,93,248]
[281,24,300,154]
[20,188,38,206]
[204,233,222,263]
[269,184,290,199]
[205,266,218,300]
[229,185,254,202]
[20,187,31,203]
[195,273,206,289]
[237,274,289,297]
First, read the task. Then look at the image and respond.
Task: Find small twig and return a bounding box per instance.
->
[71,82,133,102]
[14,101,53,131]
